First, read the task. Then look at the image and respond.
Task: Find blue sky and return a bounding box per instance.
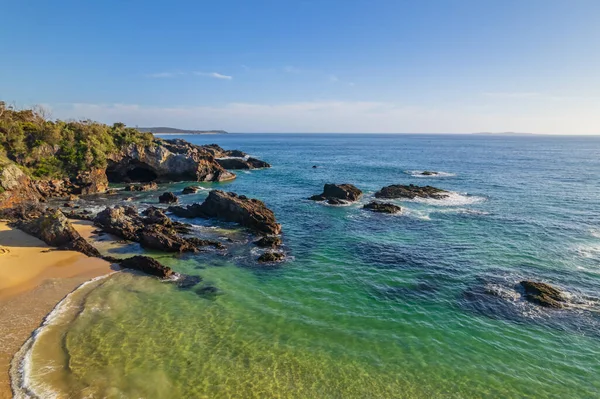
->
[1,0,599,133]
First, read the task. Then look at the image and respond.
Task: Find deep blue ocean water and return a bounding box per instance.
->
[18,134,600,398]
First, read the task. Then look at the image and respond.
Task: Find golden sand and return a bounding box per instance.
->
[0,221,113,398]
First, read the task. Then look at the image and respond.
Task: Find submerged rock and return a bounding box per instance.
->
[120,255,174,278]
[159,191,178,204]
[421,171,438,176]
[375,184,448,200]
[169,190,281,235]
[309,183,363,203]
[519,281,566,308]
[255,235,282,248]
[257,251,285,263]
[176,274,202,289]
[363,201,401,214]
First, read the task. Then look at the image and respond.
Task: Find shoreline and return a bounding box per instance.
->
[0,222,113,398]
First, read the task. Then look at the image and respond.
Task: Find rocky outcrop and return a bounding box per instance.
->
[255,235,282,248]
[519,281,566,308]
[363,201,401,214]
[169,190,281,235]
[375,184,448,200]
[94,206,222,253]
[14,209,101,257]
[257,251,285,263]
[0,163,44,208]
[309,184,362,204]
[120,256,174,278]
[106,139,235,183]
[159,192,178,204]
[421,171,438,176]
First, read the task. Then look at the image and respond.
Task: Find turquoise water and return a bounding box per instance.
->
[18,134,600,398]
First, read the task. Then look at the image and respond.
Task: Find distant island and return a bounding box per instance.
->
[471,132,536,136]
[137,127,228,135]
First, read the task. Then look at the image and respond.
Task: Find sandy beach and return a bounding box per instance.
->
[0,221,113,398]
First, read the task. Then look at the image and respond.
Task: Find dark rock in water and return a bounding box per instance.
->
[363,201,401,214]
[258,251,285,263]
[421,171,437,176]
[216,157,271,170]
[309,183,363,203]
[138,228,195,252]
[182,186,200,194]
[169,190,281,235]
[519,281,566,308]
[375,184,448,200]
[312,165,318,168]
[255,235,282,248]
[124,182,158,192]
[327,198,347,205]
[63,202,74,208]
[195,285,221,299]
[176,275,202,289]
[120,255,174,278]
[186,237,225,249]
[159,191,178,204]
[15,209,101,257]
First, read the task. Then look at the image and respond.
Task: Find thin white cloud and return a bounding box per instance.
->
[483,92,541,98]
[145,72,185,78]
[48,100,600,134]
[329,75,339,83]
[194,72,233,80]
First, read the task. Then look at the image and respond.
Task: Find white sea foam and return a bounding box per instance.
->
[407,191,486,206]
[405,170,456,178]
[574,243,600,259]
[11,273,115,399]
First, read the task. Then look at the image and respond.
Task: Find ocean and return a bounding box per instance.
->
[13,134,600,398]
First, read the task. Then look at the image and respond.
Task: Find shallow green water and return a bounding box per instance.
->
[16,134,600,398]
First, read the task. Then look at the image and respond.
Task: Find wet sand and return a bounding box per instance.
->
[0,222,113,398]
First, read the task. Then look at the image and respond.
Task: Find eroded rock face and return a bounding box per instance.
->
[519,281,566,308]
[106,139,236,183]
[309,184,363,203]
[120,256,174,278]
[375,184,448,200]
[0,163,44,208]
[169,190,281,235]
[159,192,178,204]
[15,209,100,257]
[363,201,401,214]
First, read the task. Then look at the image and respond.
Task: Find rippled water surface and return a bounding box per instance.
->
[18,134,600,398]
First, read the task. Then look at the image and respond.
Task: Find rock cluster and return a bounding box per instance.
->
[375,184,448,200]
[363,201,401,214]
[309,184,363,204]
[94,205,223,252]
[169,190,281,235]
[124,182,158,192]
[257,251,285,263]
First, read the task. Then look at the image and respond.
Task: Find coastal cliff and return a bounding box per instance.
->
[0,103,267,208]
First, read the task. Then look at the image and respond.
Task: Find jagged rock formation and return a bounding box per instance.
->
[255,235,282,248]
[169,190,281,235]
[375,184,448,200]
[94,205,223,252]
[12,208,101,257]
[363,201,401,214]
[309,183,363,204]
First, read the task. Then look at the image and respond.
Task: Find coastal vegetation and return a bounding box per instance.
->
[0,101,153,180]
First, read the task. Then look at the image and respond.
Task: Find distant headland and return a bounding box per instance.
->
[137,127,228,135]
